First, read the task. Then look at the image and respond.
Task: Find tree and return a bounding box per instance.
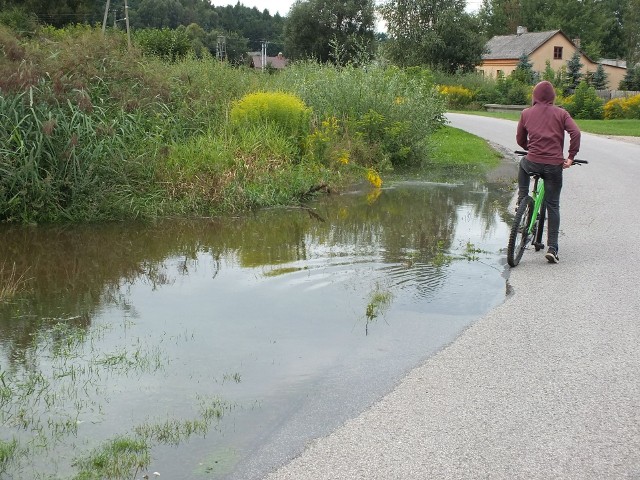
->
[623,0,640,66]
[380,0,485,72]
[542,60,556,84]
[0,0,102,27]
[478,0,629,60]
[590,63,608,89]
[566,50,583,89]
[620,65,640,90]
[283,0,375,64]
[511,53,535,85]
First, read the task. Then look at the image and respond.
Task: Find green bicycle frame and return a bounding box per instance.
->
[527,178,545,235]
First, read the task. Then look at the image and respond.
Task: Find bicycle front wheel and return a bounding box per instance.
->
[507,196,534,267]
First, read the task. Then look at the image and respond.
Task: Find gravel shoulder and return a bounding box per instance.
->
[264,114,640,480]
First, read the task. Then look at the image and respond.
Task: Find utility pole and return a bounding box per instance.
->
[261,40,268,72]
[124,0,131,49]
[102,0,111,35]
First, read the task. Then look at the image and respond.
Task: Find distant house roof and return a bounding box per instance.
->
[482,29,561,60]
[250,54,288,69]
[599,58,627,69]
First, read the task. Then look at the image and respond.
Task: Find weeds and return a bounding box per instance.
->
[0,25,449,224]
[364,285,393,334]
[0,262,30,301]
[72,396,232,479]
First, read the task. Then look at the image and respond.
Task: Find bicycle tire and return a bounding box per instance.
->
[507,196,534,267]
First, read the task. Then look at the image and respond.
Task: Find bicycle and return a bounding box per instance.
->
[506,151,588,267]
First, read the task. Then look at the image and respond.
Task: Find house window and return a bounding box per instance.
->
[553,46,563,60]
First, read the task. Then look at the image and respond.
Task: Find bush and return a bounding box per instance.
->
[230,91,312,147]
[561,81,604,119]
[626,94,640,119]
[0,7,38,36]
[604,98,626,119]
[604,94,640,120]
[438,85,473,109]
[272,63,446,168]
[134,28,193,61]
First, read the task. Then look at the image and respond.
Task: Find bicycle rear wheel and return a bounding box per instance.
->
[507,196,534,267]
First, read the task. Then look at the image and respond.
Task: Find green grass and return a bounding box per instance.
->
[454,110,640,136]
[428,126,502,168]
[572,119,640,136]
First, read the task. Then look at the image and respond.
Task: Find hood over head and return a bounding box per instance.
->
[532,80,556,105]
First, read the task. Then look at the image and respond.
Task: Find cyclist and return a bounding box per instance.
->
[516,80,581,264]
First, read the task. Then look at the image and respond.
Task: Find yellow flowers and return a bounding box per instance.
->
[437,85,474,109]
[338,151,349,164]
[367,169,382,188]
[604,94,640,119]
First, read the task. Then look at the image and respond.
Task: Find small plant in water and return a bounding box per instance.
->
[461,241,488,262]
[0,438,20,476]
[364,285,393,335]
[432,240,454,267]
[72,435,150,480]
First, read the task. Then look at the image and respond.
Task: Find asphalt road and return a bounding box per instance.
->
[265,113,640,479]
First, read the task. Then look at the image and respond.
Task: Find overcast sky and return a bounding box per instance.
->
[210,0,482,20]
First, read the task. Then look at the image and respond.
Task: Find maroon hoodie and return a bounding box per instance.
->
[516,81,581,165]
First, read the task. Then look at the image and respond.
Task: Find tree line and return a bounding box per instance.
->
[1,0,638,74]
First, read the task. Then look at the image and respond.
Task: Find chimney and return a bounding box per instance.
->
[516,26,528,35]
[573,37,581,48]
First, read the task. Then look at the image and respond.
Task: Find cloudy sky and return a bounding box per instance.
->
[211,0,482,20]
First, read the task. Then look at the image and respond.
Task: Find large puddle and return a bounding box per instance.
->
[1,176,514,479]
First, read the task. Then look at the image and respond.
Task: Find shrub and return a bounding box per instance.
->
[605,94,640,120]
[562,81,604,119]
[604,98,626,119]
[230,91,312,147]
[625,94,640,119]
[134,28,193,61]
[438,85,473,109]
[0,7,38,36]
[505,82,530,105]
[272,63,446,168]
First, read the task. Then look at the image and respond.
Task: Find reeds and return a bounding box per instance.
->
[0,261,29,301]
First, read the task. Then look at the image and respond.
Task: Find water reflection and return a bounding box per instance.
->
[0,178,513,479]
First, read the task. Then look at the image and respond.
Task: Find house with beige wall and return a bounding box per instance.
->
[478,28,626,90]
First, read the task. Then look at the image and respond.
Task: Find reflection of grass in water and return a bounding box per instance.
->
[0,319,171,476]
[0,262,31,301]
[199,445,239,477]
[1,318,234,478]
[262,266,308,277]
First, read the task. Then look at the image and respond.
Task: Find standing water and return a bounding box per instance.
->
[0,176,514,479]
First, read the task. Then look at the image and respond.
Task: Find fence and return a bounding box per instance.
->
[596,90,640,100]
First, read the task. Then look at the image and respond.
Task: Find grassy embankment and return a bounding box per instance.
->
[456,111,640,136]
[0,25,499,225]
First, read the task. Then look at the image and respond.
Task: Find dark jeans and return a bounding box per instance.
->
[518,157,563,252]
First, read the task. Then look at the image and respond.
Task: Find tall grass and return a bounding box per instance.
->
[0,261,29,300]
[0,25,450,224]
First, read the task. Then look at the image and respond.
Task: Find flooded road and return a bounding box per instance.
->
[0,175,515,479]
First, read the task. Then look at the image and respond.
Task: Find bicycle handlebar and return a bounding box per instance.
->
[514,150,588,164]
